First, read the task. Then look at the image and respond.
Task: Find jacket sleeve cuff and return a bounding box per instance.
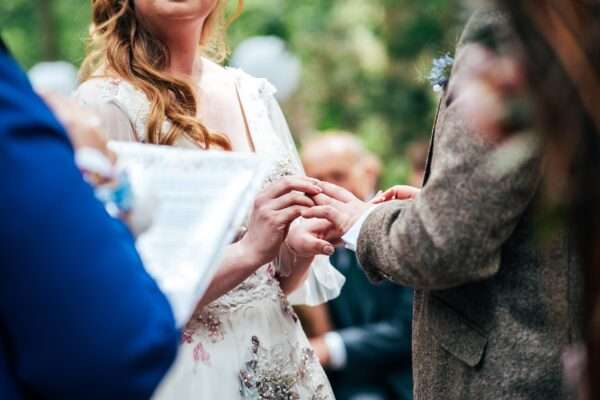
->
[356,201,408,284]
[341,205,379,252]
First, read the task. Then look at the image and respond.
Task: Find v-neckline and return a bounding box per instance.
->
[231,75,257,155]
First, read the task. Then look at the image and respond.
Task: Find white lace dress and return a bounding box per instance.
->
[75,68,343,400]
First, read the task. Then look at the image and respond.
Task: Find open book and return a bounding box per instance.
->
[109,142,270,326]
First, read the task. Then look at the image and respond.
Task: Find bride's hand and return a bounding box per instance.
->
[238,177,323,267]
[285,218,336,260]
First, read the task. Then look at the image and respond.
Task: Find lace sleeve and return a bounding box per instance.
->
[73,79,140,143]
[263,86,345,306]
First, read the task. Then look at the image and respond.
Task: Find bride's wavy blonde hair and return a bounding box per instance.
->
[81,0,244,150]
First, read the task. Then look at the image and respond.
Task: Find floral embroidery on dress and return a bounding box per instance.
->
[239,336,330,400]
[278,291,299,323]
[193,342,211,366]
[266,264,277,285]
[184,309,225,343]
[181,329,194,344]
[199,311,225,343]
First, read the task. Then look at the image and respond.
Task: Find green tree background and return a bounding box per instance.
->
[1,0,464,188]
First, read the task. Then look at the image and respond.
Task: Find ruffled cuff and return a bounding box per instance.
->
[287,255,345,306]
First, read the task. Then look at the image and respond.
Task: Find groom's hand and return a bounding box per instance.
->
[301,181,371,241]
[372,185,420,204]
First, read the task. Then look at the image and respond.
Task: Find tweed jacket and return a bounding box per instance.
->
[356,9,584,400]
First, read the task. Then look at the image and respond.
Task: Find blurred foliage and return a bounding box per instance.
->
[1,0,465,188]
[1,1,90,67]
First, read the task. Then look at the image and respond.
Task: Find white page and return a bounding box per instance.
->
[109,142,270,326]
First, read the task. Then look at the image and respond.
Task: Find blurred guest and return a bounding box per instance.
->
[405,140,429,188]
[302,132,413,400]
[0,37,179,399]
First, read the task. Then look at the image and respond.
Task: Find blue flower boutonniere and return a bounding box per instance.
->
[428,53,454,93]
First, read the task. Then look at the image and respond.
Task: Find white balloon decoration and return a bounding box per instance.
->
[230,36,302,101]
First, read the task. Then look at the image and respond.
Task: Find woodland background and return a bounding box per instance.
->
[1,0,464,186]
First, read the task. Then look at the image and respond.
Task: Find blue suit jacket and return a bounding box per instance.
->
[0,41,178,399]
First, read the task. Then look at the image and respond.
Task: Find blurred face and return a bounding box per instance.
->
[134,0,218,23]
[304,150,376,201]
[409,168,425,188]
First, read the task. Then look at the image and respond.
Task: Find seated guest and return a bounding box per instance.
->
[0,38,179,399]
[301,132,413,400]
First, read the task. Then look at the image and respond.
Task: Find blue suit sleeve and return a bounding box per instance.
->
[0,52,178,399]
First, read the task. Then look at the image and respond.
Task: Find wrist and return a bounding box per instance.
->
[344,201,372,233]
[233,237,264,270]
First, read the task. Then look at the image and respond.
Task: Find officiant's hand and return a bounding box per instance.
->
[239,177,323,267]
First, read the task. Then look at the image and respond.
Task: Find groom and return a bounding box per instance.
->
[305,8,583,400]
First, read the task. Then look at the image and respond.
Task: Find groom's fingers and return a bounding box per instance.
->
[371,186,420,204]
[306,218,332,232]
[302,205,344,227]
[314,181,356,203]
[301,234,336,256]
[387,185,420,199]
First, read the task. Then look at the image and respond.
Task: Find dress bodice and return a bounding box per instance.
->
[74,65,344,307]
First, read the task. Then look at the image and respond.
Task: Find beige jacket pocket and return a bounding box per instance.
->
[429,296,488,367]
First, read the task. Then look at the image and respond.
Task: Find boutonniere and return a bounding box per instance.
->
[428,53,454,93]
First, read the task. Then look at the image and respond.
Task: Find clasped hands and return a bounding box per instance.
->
[240,175,420,267]
[290,181,419,252]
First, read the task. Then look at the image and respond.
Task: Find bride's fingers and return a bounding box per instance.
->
[314,181,356,203]
[264,176,323,199]
[274,206,309,226]
[312,193,345,207]
[269,192,315,210]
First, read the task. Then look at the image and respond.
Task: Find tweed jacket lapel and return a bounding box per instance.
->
[422,99,442,186]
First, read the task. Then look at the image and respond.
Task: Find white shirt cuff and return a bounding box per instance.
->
[324,331,347,370]
[341,205,379,252]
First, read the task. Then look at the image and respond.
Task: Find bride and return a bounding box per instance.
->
[75,0,342,398]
